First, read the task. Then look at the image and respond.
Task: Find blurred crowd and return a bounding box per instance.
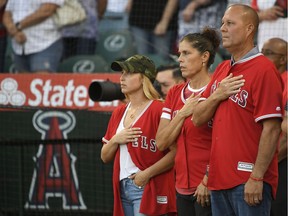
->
[0,0,285,74]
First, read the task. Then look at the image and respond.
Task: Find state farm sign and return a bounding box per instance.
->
[0,73,123,112]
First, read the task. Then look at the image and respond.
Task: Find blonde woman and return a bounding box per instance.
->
[101,55,176,216]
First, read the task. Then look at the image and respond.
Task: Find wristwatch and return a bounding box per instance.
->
[15,22,22,31]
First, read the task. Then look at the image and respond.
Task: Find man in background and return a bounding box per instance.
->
[192,4,283,215]
[156,64,185,99]
[3,0,64,73]
[262,37,287,216]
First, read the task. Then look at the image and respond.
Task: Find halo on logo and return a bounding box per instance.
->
[1,78,18,93]
[0,91,9,105]
[73,60,95,73]
[10,91,26,106]
[104,34,126,52]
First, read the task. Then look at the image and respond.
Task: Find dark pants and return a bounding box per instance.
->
[271,158,287,216]
[62,37,97,60]
[176,191,212,216]
[0,35,7,72]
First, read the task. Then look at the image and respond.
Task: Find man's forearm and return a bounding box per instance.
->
[251,118,282,179]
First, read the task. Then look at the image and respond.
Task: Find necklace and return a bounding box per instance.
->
[130,112,136,119]
[128,101,146,119]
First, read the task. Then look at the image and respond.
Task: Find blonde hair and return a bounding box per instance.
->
[142,75,161,100]
[124,74,162,101]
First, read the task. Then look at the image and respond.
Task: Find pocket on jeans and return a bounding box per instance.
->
[132,179,144,190]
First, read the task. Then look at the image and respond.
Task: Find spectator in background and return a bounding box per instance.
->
[262,38,287,76]
[101,54,176,216]
[156,64,186,99]
[228,0,251,6]
[3,0,64,73]
[192,4,283,216]
[251,0,287,50]
[262,37,287,216]
[178,0,227,41]
[127,0,178,60]
[61,0,107,60]
[156,27,221,216]
[0,0,7,72]
[99,0,129,32]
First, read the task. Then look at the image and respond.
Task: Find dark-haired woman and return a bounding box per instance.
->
[156,27,221,216]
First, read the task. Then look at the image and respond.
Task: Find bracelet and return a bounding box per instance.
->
[201,180,208,187]
[250,174,263,182]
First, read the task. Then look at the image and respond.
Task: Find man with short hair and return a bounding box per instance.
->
[156,65,185,99]
[192,4,283,216]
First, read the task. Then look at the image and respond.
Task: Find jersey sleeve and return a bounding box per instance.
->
[161,86,176,120]
[102,111,116,144]
[102,106,125,144]
[200,68,221,100]
[251,0,259,11]
[252,64,283,122]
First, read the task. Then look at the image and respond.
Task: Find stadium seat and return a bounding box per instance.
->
[4,56,17,73]
[58,55,110,73]
[2,38,17,73]
[95,30,137,65]
[209,52,224,73]
[145,53,178,68]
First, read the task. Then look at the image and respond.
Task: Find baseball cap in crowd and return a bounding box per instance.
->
[111,54,157,83]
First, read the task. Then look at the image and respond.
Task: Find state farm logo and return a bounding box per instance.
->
[0,77,121,110]
[28,79,93,107]
[0,78,26,106]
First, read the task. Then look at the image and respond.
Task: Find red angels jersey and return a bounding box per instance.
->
[102,100,176,216]
[163,82,212,191]
[201,54,283,198]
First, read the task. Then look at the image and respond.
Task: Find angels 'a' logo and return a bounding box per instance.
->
[25,110,86,210]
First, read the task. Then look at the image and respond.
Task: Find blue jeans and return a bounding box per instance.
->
[210,183,272,216]
[120,178,145,216]
[13,39,63,73]
[130,26,173,60]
